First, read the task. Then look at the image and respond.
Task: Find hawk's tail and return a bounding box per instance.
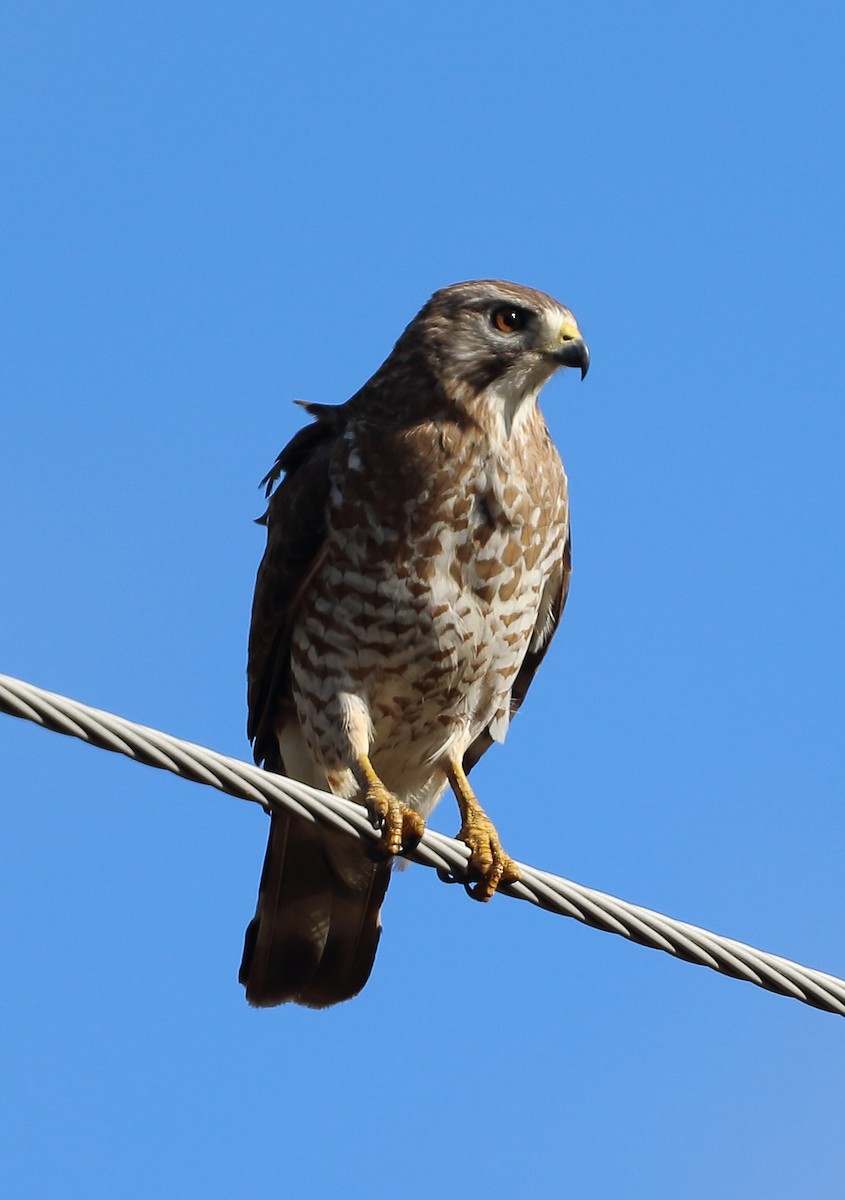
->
[239,811,391,1008]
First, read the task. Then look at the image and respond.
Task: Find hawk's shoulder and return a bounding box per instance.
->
[257,401,344,501]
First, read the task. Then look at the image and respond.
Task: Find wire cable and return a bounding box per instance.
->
[1,671,843,1017]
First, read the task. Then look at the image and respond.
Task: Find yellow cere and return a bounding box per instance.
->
[559,319,580,342]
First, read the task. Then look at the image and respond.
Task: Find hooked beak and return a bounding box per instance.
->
[554,336,590,379]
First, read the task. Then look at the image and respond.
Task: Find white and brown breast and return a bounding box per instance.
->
[285,400,568,815]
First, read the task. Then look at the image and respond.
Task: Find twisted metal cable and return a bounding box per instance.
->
[1,671,843,1017]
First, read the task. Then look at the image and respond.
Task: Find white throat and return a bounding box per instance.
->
[487,359,555,439]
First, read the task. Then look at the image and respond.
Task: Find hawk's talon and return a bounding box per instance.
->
[362,778,425,859]
[464,879,489,901]
[455,819,521,903]
[444,759,520,902]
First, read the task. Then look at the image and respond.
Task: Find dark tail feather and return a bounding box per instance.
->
[239,811,390,1008]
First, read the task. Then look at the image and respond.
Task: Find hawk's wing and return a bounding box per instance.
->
[248,402,343,769]
[463,528,571,774]
[243,403,392,1009]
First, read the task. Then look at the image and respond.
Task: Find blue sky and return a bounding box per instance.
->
[2,3,844,1196]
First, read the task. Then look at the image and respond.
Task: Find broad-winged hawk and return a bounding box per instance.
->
[241,280,589,1007]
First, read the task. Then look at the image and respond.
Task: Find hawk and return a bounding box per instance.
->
[240,279,589,1007]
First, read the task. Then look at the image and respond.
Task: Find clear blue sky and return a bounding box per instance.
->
[2,3,844,1196]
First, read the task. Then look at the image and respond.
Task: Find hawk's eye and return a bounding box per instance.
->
[491,306,527,335]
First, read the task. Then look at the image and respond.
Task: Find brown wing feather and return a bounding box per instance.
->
[242,399,393,1009]
[247,402,344,767]
[463,528,571,774]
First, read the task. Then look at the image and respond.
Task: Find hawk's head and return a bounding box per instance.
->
[388,279,588,437]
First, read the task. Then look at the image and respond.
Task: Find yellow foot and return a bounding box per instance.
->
[456,814,521,902]
[355,755,425,858]
[445,759,520,901]
[364,780,425,858]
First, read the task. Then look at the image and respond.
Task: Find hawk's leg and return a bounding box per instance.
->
[354,754,425,859]
[446,760,521,902]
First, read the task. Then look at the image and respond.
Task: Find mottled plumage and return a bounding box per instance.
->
[241,280,588,1007]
